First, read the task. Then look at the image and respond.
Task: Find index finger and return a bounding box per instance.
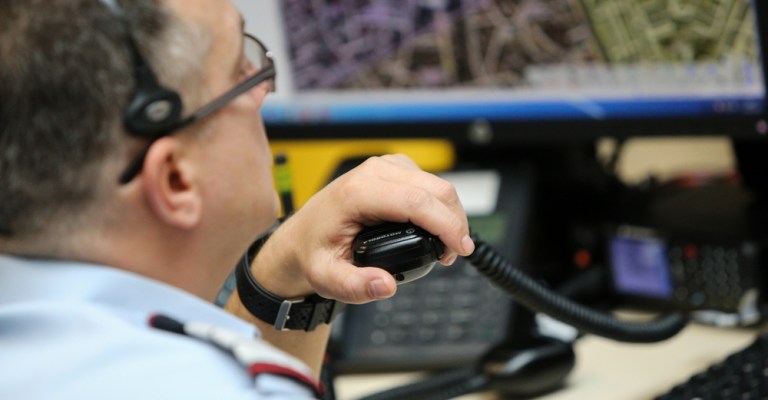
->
[355,181,475,258]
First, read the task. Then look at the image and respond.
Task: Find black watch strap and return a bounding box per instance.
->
[235,243,345,331]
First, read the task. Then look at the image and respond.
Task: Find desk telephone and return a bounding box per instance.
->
[332,218,517,373]
[607,224,765,327]
[329,166,535,373]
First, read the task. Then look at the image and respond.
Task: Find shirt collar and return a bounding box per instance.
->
[0,254,256,337]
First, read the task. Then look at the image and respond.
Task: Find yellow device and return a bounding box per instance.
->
[269,139,455,210]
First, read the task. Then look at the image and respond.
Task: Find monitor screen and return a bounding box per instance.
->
[234,0,768,144]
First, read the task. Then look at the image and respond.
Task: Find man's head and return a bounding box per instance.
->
[0,0,202,240]
[0,0,279,295]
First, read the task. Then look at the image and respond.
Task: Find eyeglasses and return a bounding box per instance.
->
[118,33,276,184]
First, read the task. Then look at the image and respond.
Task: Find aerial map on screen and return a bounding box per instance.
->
[280,0,760,92]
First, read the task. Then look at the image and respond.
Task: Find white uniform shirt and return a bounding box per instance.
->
[0,254,320,399]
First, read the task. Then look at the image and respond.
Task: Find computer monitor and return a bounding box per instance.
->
[234,0,768,145]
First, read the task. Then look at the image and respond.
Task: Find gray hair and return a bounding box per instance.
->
[0,0,210,243]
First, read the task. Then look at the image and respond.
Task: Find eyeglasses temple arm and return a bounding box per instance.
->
[186,68,276,123]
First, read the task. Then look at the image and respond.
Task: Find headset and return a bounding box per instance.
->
[99,0,183,137]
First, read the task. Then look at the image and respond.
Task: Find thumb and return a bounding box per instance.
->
[314,264,398,304]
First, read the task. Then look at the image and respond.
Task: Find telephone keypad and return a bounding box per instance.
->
[667,243,758,312]
[333,257,512,372]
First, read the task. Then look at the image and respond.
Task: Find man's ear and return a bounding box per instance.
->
[139,137,202,229]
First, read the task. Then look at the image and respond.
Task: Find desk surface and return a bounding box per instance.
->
[335,322,760,400]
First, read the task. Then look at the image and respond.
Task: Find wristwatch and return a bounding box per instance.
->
[235,234,345,331]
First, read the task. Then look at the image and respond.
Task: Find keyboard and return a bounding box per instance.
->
[656,331,768,399]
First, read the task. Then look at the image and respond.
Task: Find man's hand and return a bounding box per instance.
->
[252,154,474,304]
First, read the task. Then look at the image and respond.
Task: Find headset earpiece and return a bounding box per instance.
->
[122,59,183,136]
[100,0,183,137]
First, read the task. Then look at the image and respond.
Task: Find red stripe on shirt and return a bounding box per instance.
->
[248,362,324,397]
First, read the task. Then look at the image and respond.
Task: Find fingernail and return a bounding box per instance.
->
[368,279,390,299]
[442,253,458,266]
[461,235,475,254]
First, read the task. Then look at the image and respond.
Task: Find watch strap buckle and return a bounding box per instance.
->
[235,249,345,331]
[274,298,304,331]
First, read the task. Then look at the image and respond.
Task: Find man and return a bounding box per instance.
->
[0,0,473,398]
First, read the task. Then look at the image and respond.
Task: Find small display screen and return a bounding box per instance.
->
[468,213,507,245]
[609,235,674,299]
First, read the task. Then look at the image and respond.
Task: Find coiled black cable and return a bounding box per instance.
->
[357,368,487,400]
[465,236,688,343]
[348,225,688,400]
